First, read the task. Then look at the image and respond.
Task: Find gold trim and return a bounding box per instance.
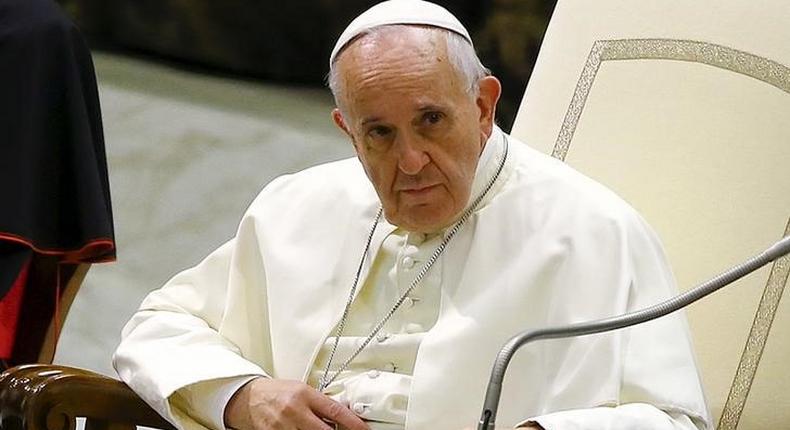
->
[718,220,790,430]
[552,39,790,161]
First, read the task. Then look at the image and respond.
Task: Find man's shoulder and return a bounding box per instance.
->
[503,135,668,275]
[246,156,375,216]
[498,134,654,250]
[504,135,645,232]
[271,156,365,187]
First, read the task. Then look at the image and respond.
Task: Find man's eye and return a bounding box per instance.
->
[423,111,444,125]
[369,126,392,138]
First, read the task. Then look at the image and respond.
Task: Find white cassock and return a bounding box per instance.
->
[114,126,711,429]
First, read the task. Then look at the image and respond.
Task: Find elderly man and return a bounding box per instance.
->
[114,1,711,429]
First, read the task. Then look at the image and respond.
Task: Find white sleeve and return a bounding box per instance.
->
[114,210,274,428]
[519,403,705,430]
[171,375,261,430]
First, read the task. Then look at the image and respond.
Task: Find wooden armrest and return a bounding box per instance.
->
[0,364,176,430]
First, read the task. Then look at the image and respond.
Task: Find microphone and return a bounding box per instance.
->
[477,235,790,430]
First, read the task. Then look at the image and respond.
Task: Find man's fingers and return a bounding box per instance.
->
[309,392,369,430]
[289,412,336,430]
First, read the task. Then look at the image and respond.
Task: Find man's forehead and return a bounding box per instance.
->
[329,0,472,67]
[346,68,465,127]
[338,32,455,98]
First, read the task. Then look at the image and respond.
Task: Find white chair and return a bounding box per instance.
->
[510,1,790,428]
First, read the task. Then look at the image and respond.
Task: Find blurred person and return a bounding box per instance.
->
[0,0,115,368]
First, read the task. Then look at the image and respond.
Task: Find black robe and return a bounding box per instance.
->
[0,0,115,365]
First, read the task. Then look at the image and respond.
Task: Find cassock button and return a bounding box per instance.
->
[403,297,415,308]
[367,369,381,379]
[402,256,415,269]
[376,332,390,343]
[352,403,368,415]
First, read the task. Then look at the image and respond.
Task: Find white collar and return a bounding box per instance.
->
[467,125,508,212]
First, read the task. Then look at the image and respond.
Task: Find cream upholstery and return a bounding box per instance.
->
[510,1,790,428]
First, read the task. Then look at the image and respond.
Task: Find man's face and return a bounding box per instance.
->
[332,27,500,233]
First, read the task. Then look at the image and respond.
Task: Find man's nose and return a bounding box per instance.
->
[396,134,430,175]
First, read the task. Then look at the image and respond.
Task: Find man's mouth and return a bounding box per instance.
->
[400,184,440,197]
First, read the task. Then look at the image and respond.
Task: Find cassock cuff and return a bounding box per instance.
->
[172,374,261,430]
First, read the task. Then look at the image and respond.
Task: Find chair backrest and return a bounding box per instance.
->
[510,1,790,428]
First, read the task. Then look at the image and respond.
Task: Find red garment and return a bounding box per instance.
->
[0,258,29,358]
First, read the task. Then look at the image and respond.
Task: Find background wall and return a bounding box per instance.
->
[57,0,556,130]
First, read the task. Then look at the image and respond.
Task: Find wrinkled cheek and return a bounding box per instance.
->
[367,174,398,213]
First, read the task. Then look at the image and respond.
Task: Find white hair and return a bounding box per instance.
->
[327,25,490,107]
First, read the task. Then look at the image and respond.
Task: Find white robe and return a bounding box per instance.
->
[114,127,711,429]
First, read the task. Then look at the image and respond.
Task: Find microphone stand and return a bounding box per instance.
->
[478,235,790,430]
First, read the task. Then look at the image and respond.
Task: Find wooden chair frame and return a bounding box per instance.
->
[0,364,175,430]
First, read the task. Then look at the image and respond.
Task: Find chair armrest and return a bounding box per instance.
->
[0,364,176,430]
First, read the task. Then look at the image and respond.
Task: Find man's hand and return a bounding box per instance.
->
[224,377,369,430]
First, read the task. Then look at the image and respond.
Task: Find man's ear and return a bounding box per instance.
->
[476,76,502,139]
[332,108,354,140]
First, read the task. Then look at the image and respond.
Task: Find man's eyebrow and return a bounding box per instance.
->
[360,116,383,126]
[359,104,447,126]
[416,103,447,112]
